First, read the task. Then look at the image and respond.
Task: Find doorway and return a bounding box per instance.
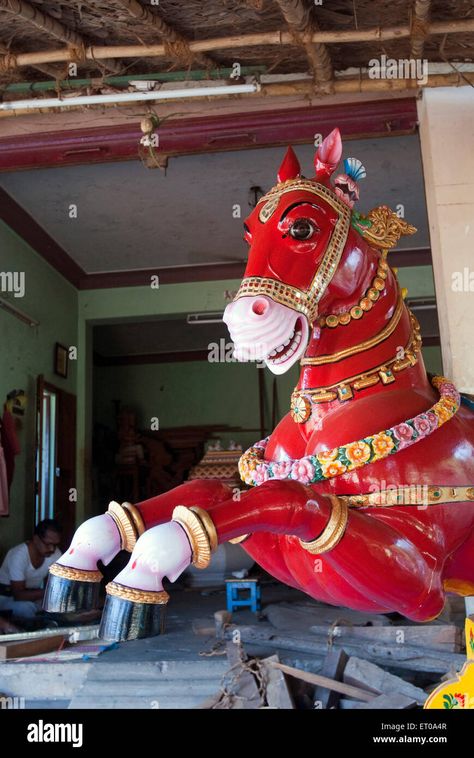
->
[35,376,77,546]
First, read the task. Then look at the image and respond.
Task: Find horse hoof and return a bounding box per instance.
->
[99,582,169,641]
[43,564,102,613]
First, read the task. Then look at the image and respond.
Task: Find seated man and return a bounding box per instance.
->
[0,519,61,621]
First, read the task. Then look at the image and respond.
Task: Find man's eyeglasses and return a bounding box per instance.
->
[37,536,61,550]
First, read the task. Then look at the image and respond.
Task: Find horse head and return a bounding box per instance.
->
[224,128,381,374]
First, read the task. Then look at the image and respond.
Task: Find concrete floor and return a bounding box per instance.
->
[0,579,315,709]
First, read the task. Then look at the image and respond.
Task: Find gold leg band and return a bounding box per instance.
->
[299,495,349,555]
[49,563,102,583]
[172,505,215,569]
[107,501,144,552]
[106,581,169,605]
[189,506,218,553]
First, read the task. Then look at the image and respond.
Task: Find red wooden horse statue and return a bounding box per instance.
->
[44,129,474,640]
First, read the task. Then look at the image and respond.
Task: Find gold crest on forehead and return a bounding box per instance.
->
[258,195,279,224]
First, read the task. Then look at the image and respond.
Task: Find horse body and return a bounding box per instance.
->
[44,129,474,637]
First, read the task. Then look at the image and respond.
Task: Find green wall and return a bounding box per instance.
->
[0,221,78,554]
[93,359,300,454]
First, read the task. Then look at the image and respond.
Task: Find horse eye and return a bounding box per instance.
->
[289,218,315,240]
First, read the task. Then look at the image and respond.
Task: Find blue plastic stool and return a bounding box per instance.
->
[225,579,261,613]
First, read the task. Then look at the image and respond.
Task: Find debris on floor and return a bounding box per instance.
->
[194,593,468,709]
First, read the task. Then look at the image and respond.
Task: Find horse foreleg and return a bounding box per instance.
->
[43,479,232,613]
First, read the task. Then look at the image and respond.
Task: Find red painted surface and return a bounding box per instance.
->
[0,98,417,172]
[132,134,474,621]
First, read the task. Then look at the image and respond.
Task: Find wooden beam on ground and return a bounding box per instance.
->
[260,654,295,708]
[411,0,431,59]
[274,0,333,92]
[313,649,349,709]
[222,623,466,673]
[114,0,215,71]
[224,641,263,709]
[0,0,121,73]
[269,661,376,702]
[309,624,462,653]
[343,657,427,705]
[0,633,66,660]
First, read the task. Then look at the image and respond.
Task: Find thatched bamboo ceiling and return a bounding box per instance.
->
[0,0,472,88]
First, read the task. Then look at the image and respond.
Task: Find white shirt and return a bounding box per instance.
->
[0,543,61,589]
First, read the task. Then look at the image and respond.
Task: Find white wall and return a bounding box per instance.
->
[418,87,474,393]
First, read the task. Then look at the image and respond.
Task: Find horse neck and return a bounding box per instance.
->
[296,250,431,404]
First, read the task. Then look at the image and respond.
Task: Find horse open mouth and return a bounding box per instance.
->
[266,317,304,367]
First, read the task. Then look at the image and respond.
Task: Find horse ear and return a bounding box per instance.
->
[278,146,301,183]
[314,128,342,182]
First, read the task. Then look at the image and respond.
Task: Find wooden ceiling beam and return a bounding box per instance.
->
[274,0,333,92]
[411,0,431,59]
[1,18,473,71]
[114,0,216,70]
[0,0,121,74]
[0,39,59,79]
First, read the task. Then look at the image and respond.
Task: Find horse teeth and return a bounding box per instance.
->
[283,339,290,346]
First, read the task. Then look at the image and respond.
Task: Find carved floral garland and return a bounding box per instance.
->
[239,376,460,487]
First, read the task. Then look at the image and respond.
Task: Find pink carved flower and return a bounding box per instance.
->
[392,422,415,449]
[413,415,432,437]
[271,460,292,479]
[253,464,270,485]
[290,458,315,484]
[440,382,457,398]
[426,411,439,431]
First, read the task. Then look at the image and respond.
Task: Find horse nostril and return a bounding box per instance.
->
[252,299,268,316]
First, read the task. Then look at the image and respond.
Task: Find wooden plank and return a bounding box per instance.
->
[260,655,294,709]
[265,603,391,631]
[224,641,263,709]
[310,624,461,652]
[0,634,66,660]
[358,693,417,709]
[269,662,376,702]
[223,624,466,674]
[343,657,427,705]
[314,649,349,709]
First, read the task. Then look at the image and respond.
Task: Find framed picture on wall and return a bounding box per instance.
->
[54,343,68,378]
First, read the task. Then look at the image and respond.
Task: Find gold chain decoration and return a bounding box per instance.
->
[340,485,474,509]
[301,292,405,367]
[319,257,389,328]
[172,505,213,569]
[299,495,349,555]
[105,581,169,605]
[291,310,422,420]
[49,563,102,583]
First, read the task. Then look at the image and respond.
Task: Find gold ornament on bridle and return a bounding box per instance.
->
[233,180,352,325]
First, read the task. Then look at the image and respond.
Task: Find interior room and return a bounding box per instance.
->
[0,0,473,718]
